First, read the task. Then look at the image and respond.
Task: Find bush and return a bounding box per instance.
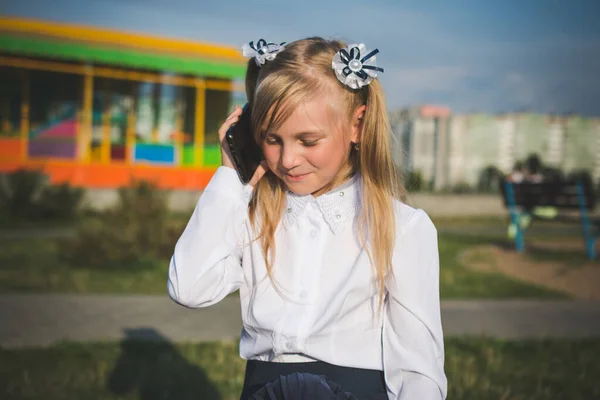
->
[567,169,593,184]
[477,166,502,193]
[404,170,424,192]
[540,166,564,183]
[0,169,46,220]
[38,183,85,220]
[567,170,595,197]
[62,180,184,269]
[0,169,84,222]
[451,182,474,194]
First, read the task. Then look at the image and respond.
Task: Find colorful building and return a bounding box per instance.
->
[0,16,247,189]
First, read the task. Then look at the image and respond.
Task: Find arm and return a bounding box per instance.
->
[167,166,252,308]
[383,209,447,399]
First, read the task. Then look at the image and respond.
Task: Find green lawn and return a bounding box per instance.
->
[1,337,598,400]
[0,238,169,293]
[437,233,566,299]
[0,226,567,298]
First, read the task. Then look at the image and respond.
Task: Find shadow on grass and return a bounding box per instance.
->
[481,231,597,266]
[107,328,222,400]
[527,244,595,265]
[450,229,594,264]
[438,232,571,299]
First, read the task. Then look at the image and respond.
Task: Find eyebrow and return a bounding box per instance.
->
[266,130,325,139]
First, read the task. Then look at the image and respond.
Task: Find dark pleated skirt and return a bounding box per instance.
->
[240,359,388,400]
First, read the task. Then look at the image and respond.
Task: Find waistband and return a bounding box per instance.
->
[240,359,387,400]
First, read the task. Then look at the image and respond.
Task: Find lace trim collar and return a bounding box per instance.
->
[282,175,361,234]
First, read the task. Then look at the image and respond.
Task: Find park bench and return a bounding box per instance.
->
[500,179,599,260]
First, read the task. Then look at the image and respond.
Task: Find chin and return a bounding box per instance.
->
[285,185,314,196]
[286,181,327,196]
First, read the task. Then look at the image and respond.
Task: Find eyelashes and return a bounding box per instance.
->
[263,136,320,147]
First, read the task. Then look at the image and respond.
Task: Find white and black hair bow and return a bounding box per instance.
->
[332,43,384,89]
[242,39,286,66]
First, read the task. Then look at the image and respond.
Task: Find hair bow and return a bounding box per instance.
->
[242,39,286,66]
[332,43,384,89]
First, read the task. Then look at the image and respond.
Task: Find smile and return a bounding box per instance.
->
[285,172,311,182]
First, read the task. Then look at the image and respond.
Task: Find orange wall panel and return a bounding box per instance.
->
[0,160,218,190]
[0,139,24,161]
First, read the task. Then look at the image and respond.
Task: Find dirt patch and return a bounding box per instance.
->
[460,240,600,300]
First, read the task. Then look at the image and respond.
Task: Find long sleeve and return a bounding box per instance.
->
[167,166,253,308]
[383,208,447,400]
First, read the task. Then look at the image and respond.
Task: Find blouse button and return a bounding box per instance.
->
[339,191,345,197]
[286,208,292,213]
[336,214,342,219]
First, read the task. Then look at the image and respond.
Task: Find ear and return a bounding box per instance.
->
[350,105,366,145]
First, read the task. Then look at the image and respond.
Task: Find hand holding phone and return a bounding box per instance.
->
[218,104,267,186]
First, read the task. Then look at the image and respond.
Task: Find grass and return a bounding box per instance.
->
[0,213,75,230]
[438,233,567,299]
[0,337,598,400]
[0,231,567,298]
[432,215,508,228]
[528,245,593,266]
[0,238,170,293]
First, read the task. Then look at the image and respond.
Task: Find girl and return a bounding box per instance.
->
[168,37,447,399]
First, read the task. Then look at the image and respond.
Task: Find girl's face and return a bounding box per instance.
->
[262,96,363,196]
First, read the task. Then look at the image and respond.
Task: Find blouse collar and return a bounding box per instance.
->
[283,174,361,234]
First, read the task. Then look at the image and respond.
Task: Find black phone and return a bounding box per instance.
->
[225,103,263,184]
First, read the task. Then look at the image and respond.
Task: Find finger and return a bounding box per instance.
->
[218,115,240,139]
[226,111,240,122]
[227,105,243,120]
[220,107,242,129]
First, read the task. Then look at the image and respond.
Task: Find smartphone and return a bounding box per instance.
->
[225,103,263,184]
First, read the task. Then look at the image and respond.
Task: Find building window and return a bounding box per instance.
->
[28,70,82,159]
[92,77,135,162]
[0,67,22,138]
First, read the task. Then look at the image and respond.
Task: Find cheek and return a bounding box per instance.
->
[262,146,279,166]
[307,141,347,169]
[305,148,330,168]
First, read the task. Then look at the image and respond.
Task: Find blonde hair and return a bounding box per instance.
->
[246,37,406,306]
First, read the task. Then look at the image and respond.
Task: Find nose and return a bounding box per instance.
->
[280,145,298,170]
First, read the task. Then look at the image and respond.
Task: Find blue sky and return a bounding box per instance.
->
[2,0,599,116]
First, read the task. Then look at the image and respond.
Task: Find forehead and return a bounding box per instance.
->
[274,95,347,136]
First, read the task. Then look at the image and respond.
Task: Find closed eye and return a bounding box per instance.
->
[264,135,280,145]
[302,140,319,147]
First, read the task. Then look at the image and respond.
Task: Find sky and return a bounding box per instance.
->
[2,0,599,116]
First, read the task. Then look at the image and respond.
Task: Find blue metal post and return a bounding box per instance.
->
[505,181,525,253]
[576,182,596,261]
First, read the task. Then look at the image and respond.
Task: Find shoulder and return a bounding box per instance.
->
[392,199,437,239]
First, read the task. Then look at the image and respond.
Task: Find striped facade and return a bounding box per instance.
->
[0,17,248,189]
[392,107,600,191]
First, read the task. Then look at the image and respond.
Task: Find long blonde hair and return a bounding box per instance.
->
[246,37,406,306]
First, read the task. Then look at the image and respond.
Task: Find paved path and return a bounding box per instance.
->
[1,294,600,348]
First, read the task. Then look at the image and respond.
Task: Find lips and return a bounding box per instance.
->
[285,172,311,182]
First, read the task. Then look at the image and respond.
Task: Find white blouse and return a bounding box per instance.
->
[168,167,447,399]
